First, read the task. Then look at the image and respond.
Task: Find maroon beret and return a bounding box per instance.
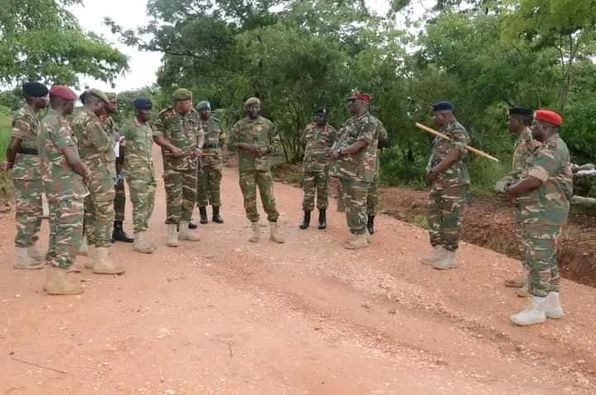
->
[49,85,78,101]
[534,109,563,127]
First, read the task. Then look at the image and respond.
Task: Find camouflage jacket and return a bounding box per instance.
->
[428,120,470,189]
[153,107,204,171]
[228,116,280,172]
[301,122,337,171]
[121,117,154,179]
[517,134,573,226]
[331,112,378,183]
[200,116,225,168]
[71,109,116,177]
[374,117,388,176]
[38,109,89,199]
[10,103,41,180]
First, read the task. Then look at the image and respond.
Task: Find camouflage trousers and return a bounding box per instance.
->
[164,168,196,224]
[47,194,84,269]
[197,166,222,207]
[302,168,329,211]
[520,223,562,297]
[84,172,116,248]
[127,173,156,233]
[13,179,43,247]
[340,178,370,235]
[239,169,279,222]
[366,172,381,215]
[114,176,126,222]
[427,185,468,251]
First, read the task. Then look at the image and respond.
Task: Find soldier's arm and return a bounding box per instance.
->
[152,115,184,157]
[507,144,560,197]
[430,127,467,174]
[337,121,374,156]
[378,124,389,149]
[5,138,21,169]
[228,122,255,153]
[5,115,30,169]
[51,125,89,180]
[88,119,113,153]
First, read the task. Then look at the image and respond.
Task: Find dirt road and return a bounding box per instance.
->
[1,155,595,393]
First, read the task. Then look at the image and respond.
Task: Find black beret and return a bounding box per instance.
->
[432,101,454,112]
[508,106,533,117]
[134,98,153,110]
[22,82,49,98]
[314,107,328,115]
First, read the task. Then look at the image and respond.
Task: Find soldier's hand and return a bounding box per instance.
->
[0,162,13,171]
[171,146,185,157]
[254,147,268,157]
[425,169,437,183]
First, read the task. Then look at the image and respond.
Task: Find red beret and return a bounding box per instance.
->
[346,91,371,103]
[49,85,78,101]
[534,109,563,127]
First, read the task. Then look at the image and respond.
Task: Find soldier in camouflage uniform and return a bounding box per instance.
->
[495,107,540,296]
[153,88,203,247]
[506,110,572,326]
[5,82,49,269]
[365,118,389,235]
[228,97,285,244]
[421,101,470,269]
[39,85,90,295]
[121,98,157,254]
[330,92,379,250]
[72,89,125,275]
[103,93,134,243]
[299,107,337,230]
[196,100,226,224]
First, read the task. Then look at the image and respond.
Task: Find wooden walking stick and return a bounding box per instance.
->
[415,122,500,163]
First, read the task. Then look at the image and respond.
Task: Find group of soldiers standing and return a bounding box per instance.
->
[4,82,573,327]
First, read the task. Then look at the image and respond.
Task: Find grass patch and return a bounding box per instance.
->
[0,106,12,199]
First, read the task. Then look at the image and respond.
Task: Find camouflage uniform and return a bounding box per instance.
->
[517,134,572,297]
[366,118,388,215]
[228,116,280,222]
[331,112,379,235]
[38,109,89,269]
[197,117,225,207]
[153,107,203,224]
[103,116,126,223]
[71,110,116,248]
[427,121,470,251]
[10,103,43,248]
[301,122,337,211]
[121,117,156,233]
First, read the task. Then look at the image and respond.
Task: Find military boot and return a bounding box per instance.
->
[14,247,45,270]
[179,221,200,241]
[433,249,457,270]
[189,219,198,229]
[344,232,369,250]
[27,243,45,262]
[77,238,89,256]
[167,224,179,247]
[318,209,327,230]
[504,274,526,288]
[421,246,446,265]
[112,221,134,243]
[510,296,547,326]
[367,215,375,235]
[299,211,311,230]
[199,207,208,224]
[133,232,156,254]
[516,284,530,298]
[44,267,84,295]
[212,206,224,223]
[249,221,260,243]
[544,292,564,319]
[83,245,97,269]
[93,247,125,275]
[269,221,285,244]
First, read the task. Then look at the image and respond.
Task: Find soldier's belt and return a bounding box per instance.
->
[18,148,39,155]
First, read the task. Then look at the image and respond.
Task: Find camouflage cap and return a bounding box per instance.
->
[105,92,117,101]
[244,97,261,107]
[173,88,193,101]
[88,88,109,104]
[197,100,211,111]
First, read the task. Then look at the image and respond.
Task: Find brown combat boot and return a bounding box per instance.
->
[269,221,285,244]
[92,247,125,275]
[504,274,526,288]
[344,232,369,250]
[27,243,45,262]
[249,222,260,243]
[44,266,84,295]
[14,247,45,270]
[179,221,200,241]
[77,238,89,256]
[167,224,179,247]
[133,232,156,254]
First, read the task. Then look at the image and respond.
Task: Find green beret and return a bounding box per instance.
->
[105,92,117,101]
[88,88,109,104]
[244,97,261,107]
[173,88,193,101]
[197,100,211,111]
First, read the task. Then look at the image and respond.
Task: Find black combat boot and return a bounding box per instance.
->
[299,210,311,230]
[189,219,198,229]
[318,209,327,230]
[199,206,208,224]
[212,206,224,223]
[112,221,134,243]
[367,215,375,235]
